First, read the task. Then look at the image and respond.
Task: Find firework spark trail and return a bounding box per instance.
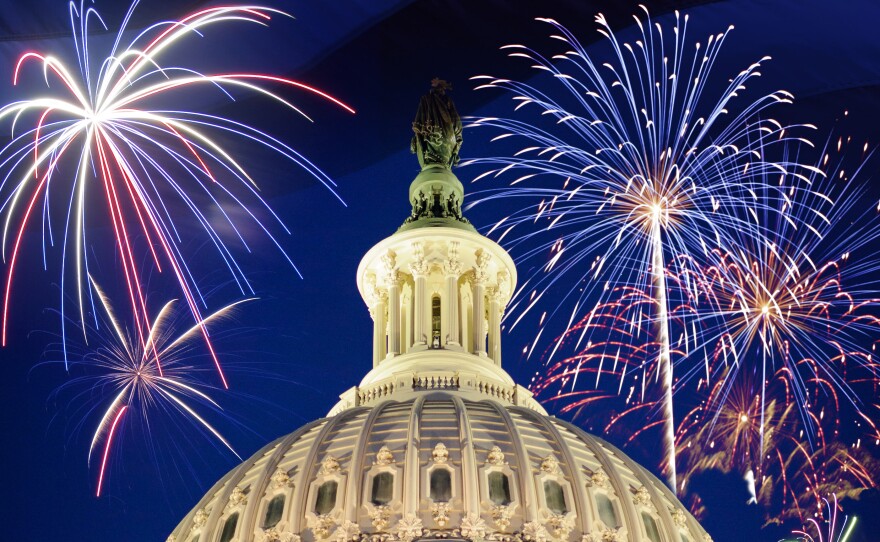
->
[464,9,814,491]
[0,2,354,376]
[73,277,251,497]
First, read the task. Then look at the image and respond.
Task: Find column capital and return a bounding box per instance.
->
[409,242,430,276]
[473,248,491,284]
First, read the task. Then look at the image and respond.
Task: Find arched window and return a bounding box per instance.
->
[263,494,285,529]
[315,480,338,515]
[596,494,618,528]
[430,469,452,502]
[488,471,511,505]
[431,296,441,348]
[642,512,662,542]
[371,472,394,505]
[219,513,238,542]
[543,480,568,514]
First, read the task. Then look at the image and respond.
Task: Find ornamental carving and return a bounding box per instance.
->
[543,511,574,539]
[491,504,513,531]
[375,446,395,466]
[432,442,449,464]
[522,521,550,542]
[228,485,248,509]
[431,502,451,527]
[394,513,425,542]
[409,242,430,276]
[497,270,511,298]
[473,249,491,284]
[257,528,300,542]
[669,507,688,528]
[333,520,362,542]
[460,512,488,542]
[320,455,341,475]
[540,455,560,475]
[631,485,652,508]
[309,514,337,539]
[583,527,620,542]
[192,508,209,530]
[380,250,399,285]
[586,468,609,490]
[271,468,293,489]
[486,446,506,465]
[368,505,392,531]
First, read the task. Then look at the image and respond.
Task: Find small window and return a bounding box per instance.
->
[263,495,285,529]
[315,481,338,515]
[596,494,618,528]
[543,480,568,514]
[681,535,691,542]
[430,469,452,502]
[371,472,394,505]
[488,471,512,505]
[642,512,662,542]
[219,513,238,542]
[431,296,441,348]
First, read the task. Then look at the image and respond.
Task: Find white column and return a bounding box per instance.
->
[487,286,501,365]
[381,250,401,357]
[371,293,387,366]
[472,249,491,356]
[409,242,430,349]
[442,242,462,348]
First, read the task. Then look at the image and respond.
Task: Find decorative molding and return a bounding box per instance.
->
[256,528,301,542]
[227,485,248,509]
[374,446,395,466]
[522,521,550,542]
[432,442,449,464]
[271,468,294,489]
[539,455,560,475]
[320,455,342,475]
[473,249,491,284]
[486,446,506,466]
[367,505,392,531]
[490,504,514,532]
[543,511,575,539]
[669,507,688,528]
[191,508,209,531]
[333,520,362,542]
[585,468,609,490]
[394,513,425,542]
[431,502,451,527]
[460,512,488,542]
[308,513,338,539]
[631,485,653,509]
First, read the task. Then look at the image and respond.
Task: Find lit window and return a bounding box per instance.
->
[543,480,568,514]
[488,471,512,505]
[371,472,394,505]
[430,469,452,502]
[219,513,238,542]
[431,296,441,348]
[642,512,662,542]
[596,494,618,528]
[315,481,338,515]
[263,495,285,529]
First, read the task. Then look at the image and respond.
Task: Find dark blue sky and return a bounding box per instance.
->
[1,1,879,541]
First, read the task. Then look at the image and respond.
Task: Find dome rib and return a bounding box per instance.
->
[403,395,428,515]
[450,394,480,517]
[487,402,540,523]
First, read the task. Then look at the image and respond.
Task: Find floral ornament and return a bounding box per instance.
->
[431,502,451,527]
[540,455,560,475]
[522,521,550,542]
[460,512,488,542]
[375,446,395,466]
[669,507,688,528]
[543,512,574,539]
[631,486,651,508]
[486,446,506,466]
[271,468,292,489]
[394,513,424,542]
[432,442,449,464]
[583,527,620,542]
[320,456,342,475]
[192,508,209,530]
[491,504,513,531]
[332,520,362,542]
[368,505,392,531]
[586,469,609,490]
[369,506,392,531]
[309,514,337,539]
[228,486,248,509]
[257,528,301,542]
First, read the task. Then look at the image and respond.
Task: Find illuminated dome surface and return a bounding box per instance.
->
[169,86,711,542]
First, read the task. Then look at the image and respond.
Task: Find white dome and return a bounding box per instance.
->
[168,86,711,542]
[169,392,710,542]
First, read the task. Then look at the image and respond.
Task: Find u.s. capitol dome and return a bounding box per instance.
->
[168,83,711,542]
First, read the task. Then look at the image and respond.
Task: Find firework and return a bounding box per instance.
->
[0,2,354,379]
[59,278,253,497]
[790,495,859,542]
[465,9,809,490]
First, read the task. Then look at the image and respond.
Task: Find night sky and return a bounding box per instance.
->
[2,1,880,541]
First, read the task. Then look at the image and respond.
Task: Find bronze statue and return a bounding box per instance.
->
[410,78,463,169]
